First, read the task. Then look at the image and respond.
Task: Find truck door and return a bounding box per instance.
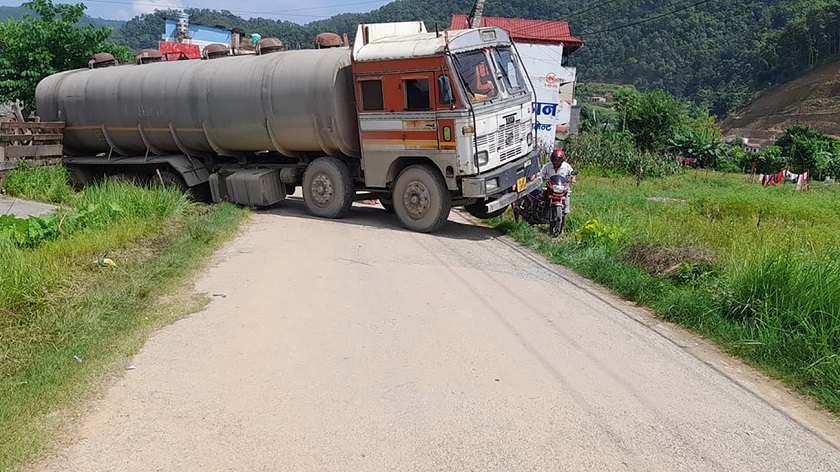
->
[401,73,439,151]
[435,71,456,152]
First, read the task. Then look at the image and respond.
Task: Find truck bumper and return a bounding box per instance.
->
[460,149,543,212]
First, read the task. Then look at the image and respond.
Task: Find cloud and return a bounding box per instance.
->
[132,0,184,16]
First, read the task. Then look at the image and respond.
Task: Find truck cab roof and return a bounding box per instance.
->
[352,21,513,63]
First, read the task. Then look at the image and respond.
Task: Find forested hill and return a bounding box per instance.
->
[0,5,123,29]
[103,0,840,118]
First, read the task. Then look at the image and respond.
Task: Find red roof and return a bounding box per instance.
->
[449,15,583,53]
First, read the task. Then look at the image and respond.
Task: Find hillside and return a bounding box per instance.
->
[722,60,840,146]
[0,5,123,30]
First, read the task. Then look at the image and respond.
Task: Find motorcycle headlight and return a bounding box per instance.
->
[552,185,565,193]
[475,151,489,166]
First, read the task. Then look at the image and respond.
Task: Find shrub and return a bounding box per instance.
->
[566,132,682,179]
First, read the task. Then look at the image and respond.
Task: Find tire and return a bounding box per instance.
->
[548,206,563,237]
[65,165,93,190]
[464,201,507,220]
[392,165,451,233]
[154,169,189,192]
[302,157,354,219]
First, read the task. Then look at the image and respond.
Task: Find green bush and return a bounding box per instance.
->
[566,131,682,179]
[576,218,623,250]
[776,126,840,179]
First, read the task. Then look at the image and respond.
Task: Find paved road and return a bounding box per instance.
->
[0,195,55,218]
[36,197,840,471]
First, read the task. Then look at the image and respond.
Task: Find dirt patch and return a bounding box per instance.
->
[620,243,717,278]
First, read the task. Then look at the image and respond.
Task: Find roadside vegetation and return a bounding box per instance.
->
[495,172,840,414]
[0,164,247,470]
[494,88,840,415]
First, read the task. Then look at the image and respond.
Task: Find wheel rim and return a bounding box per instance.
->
[310,173,334,207]
[402,181,431,219]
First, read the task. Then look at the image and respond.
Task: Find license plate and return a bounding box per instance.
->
[516,177,527,192]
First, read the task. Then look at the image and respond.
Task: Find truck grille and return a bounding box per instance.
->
[475,119,531,163]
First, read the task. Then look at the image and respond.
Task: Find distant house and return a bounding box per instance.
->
[589,96,608,104]
[161,17,232,49]
[159,13,258,60]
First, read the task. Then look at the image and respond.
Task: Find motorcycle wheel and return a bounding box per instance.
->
[549,219,559,237]
[548,206,563,237]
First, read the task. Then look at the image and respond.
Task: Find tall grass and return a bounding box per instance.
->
[492,170,840,413]
[0,165,248,470]
[1,162,74,204]
[565,131,683,178]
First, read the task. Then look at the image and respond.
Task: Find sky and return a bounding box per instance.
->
[0,0,393,22]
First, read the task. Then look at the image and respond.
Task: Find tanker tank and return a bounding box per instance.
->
[35,47,361,159]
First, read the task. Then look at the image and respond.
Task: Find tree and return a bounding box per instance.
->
[616,89,687,153]
[0,0,132,113]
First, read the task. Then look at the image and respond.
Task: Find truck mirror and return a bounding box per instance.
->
[438,75,454,105]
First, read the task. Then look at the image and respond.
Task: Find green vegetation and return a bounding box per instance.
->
[0,0,132,112]
[0,165,247,470]
[565,131,682,179]
[492,171,840,413]
[1,161,74,204]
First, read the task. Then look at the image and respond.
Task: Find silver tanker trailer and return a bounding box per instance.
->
[35,21,542,233]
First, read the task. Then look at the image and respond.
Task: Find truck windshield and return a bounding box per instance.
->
[492,47,526,93]
[453,50,499,103]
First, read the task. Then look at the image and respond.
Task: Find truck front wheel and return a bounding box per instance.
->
[303,157,354,219]
[393,165,451,233]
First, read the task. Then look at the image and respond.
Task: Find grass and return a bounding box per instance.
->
[0,165,248,471]
[492,170,840,413]
[1,161,75,205]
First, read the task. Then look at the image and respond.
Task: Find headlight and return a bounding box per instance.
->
[552,185,565,193]
[475,151,489,166]
[486,178,499,191]
[526,132,533,147]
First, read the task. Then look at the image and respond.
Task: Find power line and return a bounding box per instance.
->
[487,0,628,44]
[579,0,715,36]
[564,0,624,20]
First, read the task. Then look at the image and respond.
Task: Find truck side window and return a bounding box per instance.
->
[360,80,384,111]
[404,79,430,111]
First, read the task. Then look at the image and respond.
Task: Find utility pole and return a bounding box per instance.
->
[467,0,486,28]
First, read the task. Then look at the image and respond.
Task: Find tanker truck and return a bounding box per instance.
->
[35,21,543,233]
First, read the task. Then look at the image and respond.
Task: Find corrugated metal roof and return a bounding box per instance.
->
[449,15,583,52]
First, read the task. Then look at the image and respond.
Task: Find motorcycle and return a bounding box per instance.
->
[512,171,577,237]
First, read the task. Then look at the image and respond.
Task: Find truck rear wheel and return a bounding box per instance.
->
[303,157,354,219]
[154,169,189,193]
[65,165,95,190]
[393,165,451,233]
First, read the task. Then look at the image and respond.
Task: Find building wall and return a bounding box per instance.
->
[162,19,232,48]
[515,43,579,149]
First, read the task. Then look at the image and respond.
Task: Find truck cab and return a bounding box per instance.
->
[351,21,542,231]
